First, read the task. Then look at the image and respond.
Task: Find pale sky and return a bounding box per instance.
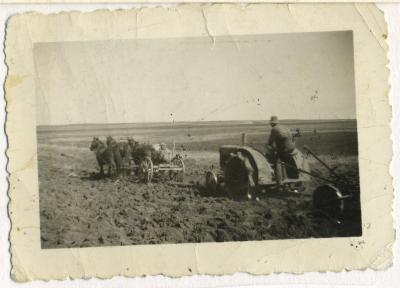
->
[34,31,356,126]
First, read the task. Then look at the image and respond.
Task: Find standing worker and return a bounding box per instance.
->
[266,116,297,189]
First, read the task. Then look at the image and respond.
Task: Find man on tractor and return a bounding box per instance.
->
[266,116,297,189]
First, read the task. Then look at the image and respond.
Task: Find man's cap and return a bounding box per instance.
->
[270,116,279,124]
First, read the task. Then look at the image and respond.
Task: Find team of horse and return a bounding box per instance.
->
[89,136,169,177]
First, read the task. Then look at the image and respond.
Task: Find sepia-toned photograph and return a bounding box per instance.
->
[34,31,362,249]
[5,4,395,281]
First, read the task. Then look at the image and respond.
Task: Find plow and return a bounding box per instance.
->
[91,136,186,184]
[136,154,185,184]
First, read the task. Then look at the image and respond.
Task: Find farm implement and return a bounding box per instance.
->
[90,136,186,184]
[204,144,358,222]
[136,154,185,184]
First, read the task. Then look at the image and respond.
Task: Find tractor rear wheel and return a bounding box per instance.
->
[224,154,255,199]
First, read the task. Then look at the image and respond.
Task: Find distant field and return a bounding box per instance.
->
[37,119,358,155]
[37,119,357,134]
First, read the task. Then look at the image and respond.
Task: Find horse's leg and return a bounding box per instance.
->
[122,156,130,176]
[114,149,123,177]
[109,159,116,178]
[120,158,125,177]
[108,165,111,177]
[98,159,104,176]
[118,153,122,176]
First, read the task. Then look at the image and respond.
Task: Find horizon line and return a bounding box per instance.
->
[37,118,357,128]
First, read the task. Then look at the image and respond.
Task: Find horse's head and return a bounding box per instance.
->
[128,137,138,149]
[106,136,116,147]
[90,137,100,151]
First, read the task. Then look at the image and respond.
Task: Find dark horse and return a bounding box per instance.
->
[106,136,125,175]
[117,137,152,175]
[110,136,137,175]
[126,138,166,165]
[90,137,117,177]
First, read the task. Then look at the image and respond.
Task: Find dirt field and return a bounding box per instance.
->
[38,120,361,249]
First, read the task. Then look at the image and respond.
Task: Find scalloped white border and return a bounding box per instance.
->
[1,3,398,286]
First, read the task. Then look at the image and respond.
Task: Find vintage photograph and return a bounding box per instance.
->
[6,4,394,280]
[34,31,361,249]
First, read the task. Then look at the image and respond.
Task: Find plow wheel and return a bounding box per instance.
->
[169,156,185,182]
[139,157,154,183]
[313,184,345,216]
